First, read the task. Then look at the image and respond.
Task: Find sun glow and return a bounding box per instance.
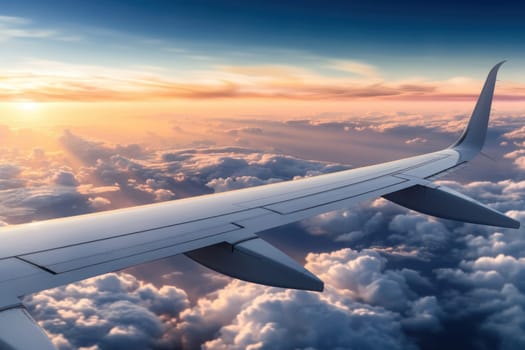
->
[17,101,39,111]
[2,101,47,127]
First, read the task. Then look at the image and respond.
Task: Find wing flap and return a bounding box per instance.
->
[384,184,520,228]
[186,237,323,291]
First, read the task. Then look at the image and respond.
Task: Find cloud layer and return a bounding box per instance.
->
[1,113,524,349]
[2,59,525,102]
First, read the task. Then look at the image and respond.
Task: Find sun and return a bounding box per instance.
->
[17,101,39,111]
[9,101,43,125]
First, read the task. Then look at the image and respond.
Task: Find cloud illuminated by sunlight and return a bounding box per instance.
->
[328,59,381,79]
[0,59,524,105]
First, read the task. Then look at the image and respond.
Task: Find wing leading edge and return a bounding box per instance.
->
[0,62,518,349]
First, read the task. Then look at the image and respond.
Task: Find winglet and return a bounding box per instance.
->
[451,61,506,161]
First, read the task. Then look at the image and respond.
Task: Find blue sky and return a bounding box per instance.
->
[2,0,525,79]
[1,0,525,128]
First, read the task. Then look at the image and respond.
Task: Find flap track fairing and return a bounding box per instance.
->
[186,237,324,291]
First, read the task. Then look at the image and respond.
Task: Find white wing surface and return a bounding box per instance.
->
[0,62,518,349]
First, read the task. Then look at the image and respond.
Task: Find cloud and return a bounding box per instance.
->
[60,130,115,165]
[502,124,525,141]
[405,137,427,144]
[178,247,442,350]
[206,176,282,192]
[0,185,90,223]
[225,127,264,136]
[28,254,423,350]
[4,116,525,349]
[401,296,443,332]
[434,254,525,348]
[202,289,416,350]
[25,273,190,350]
[0,15,65,42]
[2,130,347,223]
[0,164,22,179]
[89,196,112,209]
[153,189,175,201]
[52,169,79,186]
[2,59,524,102]
[298,197,458,260]
[177,249,428,350]
[388,213,452,250]
[436,217,525,289]
[328,59,381,79]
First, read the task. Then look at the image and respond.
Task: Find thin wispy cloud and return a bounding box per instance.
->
[328,59,381,79]
[1,60,524,103]
[0,15,73,42]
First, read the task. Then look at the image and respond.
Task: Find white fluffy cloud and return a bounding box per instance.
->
[89,196,111,209]
[202,290,415,350]
[0,131,345,224]
[25,273,189,350]
[178,248,429,350]
[24,247,442,350]
[206,175,282,192]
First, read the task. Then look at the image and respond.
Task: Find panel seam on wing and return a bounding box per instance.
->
[15,257,57,275]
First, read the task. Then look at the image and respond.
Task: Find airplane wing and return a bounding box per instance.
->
[0,61,518,349]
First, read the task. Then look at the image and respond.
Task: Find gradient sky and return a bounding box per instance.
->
[1,0,525,132]
[2,2,525,350]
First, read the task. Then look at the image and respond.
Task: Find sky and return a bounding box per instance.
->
[2,1,525,349]
[1,0,525,133]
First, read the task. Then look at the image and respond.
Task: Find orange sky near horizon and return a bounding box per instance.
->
[2,97,523,130]
[2,59,524,150]
[2,57,525,136]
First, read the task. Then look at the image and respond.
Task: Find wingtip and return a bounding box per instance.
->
[451,61,504,160]
[493,60,506,70]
